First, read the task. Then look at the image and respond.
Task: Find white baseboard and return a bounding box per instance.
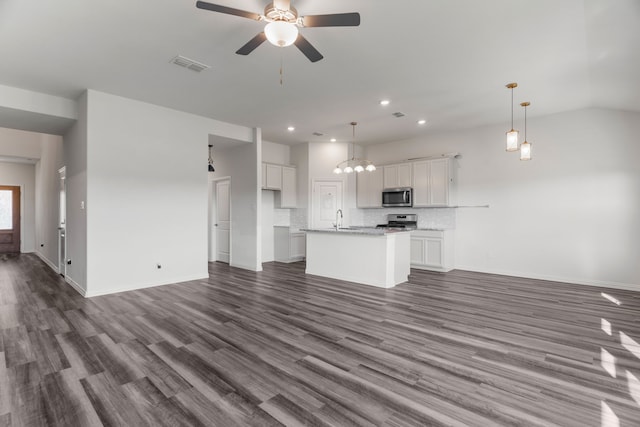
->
[230,261,263,272]
[65,276,87,297]
[454,265,640,292]
[35,251,59,274]
[84,273,209,297]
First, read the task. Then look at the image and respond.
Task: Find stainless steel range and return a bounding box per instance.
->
[376,214,417,230]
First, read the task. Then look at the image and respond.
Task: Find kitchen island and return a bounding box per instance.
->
[303,228,411,288]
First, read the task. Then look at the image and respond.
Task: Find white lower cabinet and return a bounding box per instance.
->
[410,230,454,272]
[274,226,305,263]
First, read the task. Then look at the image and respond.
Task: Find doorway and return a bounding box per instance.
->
[0,185,21,254]
[58,167,66,276]
[312,180,344,229]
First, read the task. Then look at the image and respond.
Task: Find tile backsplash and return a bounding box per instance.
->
[350,208,457,230]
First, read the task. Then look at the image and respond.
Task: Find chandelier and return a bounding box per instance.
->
[333,122,376,174]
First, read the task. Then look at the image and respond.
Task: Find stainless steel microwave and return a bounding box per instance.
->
[382,187,413,207]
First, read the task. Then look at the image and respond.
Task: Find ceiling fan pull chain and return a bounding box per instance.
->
[280,52,284,86]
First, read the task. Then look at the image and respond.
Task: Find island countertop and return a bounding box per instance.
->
[302,227,412,236]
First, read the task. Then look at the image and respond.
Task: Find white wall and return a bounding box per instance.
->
[261,190,275,262]
[262,140,290,164]
[35,134,64,269]
[80,90,253,296]
[0,127,64,269]
[0,127,43,159]
[63,92,88,293]
[0,162,35,253]
[307,142,357,226]
[366,108,640,289]
[261,141,292,263]
[211,137,261,271]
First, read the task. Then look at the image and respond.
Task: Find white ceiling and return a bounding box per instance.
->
[0,0,638,145]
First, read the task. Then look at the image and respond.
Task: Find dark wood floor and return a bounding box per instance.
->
[1,254,639,426]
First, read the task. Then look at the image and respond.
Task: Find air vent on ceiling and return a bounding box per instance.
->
[392,112,405,118]
[312,132,324,136]
[170,55,211,73]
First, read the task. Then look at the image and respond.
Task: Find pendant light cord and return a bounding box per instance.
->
[524,104,527,140]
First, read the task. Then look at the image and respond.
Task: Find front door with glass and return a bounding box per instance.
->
[0,186,21,253]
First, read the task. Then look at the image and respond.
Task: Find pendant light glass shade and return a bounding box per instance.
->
[333,122,377,174]
[506,129,519,151]
[505,83,519,151]
[520,141,532,160]
[265,21,299,47]
[520,102,532,161]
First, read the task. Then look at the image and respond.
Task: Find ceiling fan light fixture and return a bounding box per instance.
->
[265,21,298,47]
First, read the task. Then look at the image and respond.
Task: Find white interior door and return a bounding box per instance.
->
[216,179,230,263]
[312,180,343,229]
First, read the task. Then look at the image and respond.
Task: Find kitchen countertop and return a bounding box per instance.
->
[302,227,412,236]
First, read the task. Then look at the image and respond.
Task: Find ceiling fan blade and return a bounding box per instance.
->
[294,34,323,62]
[273,0,291,11]
[302,12,360,27]
[236,32,267,55]
[196,1,261,21]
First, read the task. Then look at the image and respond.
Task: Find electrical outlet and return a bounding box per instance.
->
[40,244,44,247]
[67,259,72,265]
[156,264,162,269]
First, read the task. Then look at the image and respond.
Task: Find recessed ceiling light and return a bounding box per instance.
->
[379,100,390,106]
[287,126,295,131]
[417,119,427,125]
[330,138,337,142]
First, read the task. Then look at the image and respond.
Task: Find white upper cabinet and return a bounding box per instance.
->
[356,168,383,208]
[262,162,297,208]
[263,163,282,190]
[383,163,412,189]
[279,166,297,208]
[412,158,454,207]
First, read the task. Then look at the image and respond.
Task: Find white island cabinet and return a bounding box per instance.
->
[304,228,411,288]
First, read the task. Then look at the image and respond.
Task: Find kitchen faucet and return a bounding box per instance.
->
[335,209,343,230]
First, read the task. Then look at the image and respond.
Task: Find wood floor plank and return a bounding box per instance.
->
[1,253,640,426]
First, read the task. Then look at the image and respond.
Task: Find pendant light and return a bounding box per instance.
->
[333,122,376,174]
[520,102,532,160]
[505,83,519,151]
[208,144,215,172]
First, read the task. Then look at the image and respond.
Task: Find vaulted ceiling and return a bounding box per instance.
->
[0,0,638,145]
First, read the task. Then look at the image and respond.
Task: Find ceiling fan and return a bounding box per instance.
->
[196,0,360,62]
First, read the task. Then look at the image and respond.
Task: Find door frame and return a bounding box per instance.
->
[311,178,345,229]
[208,175,231,263]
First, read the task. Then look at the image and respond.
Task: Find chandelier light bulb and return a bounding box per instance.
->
[354,164,365,173]
[343,166,354,174]
[366,164,376,172]
[333,167,342,174]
